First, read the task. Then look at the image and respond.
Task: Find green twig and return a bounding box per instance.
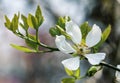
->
[36,29,39,43]
[16,32,59,51]
[36,29,39,51]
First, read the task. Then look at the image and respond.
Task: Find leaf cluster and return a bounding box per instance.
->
[49,16,71,38]
[4,6,44,53]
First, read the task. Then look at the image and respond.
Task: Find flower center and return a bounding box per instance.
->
[75,43,91,56]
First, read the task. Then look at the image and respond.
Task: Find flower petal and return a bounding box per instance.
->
[115,65,120,81]
[61,57,80,70]
[86,24,102,47]
[85,53,106,65]
[65,21,82,44]
[55,35,76,54]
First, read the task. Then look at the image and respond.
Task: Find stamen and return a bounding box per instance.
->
[76,43,91,56]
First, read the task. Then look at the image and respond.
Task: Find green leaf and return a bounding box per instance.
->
[20,14,29,30]
[49,16,71,37]
[56,25,71,39]
[4,14,19,33]
[25,34,39,50]
[49,27,60,36]
[101,25,111,42]
[65,67,80,79]
[10,44,36,53]
[27,14,37,29]
[74,68,80,79]
[35,5,44,27]
[4,15,11,30]
[86,66,101,77]
[57,16,71,30]
[93,25,111,48]
[49,25,71,39]
[65,67,74,76]
[11,14,19,32]
[61,78,75,83]
[80,22,91,39]
[57,17,65,29]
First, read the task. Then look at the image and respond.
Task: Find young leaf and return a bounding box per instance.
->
[35,5,44,27]
[65,66,80,79]
[49,25,69,37]
[74,68,80,79]
[4,15,11,30]
[57,16,71,30]
[65,67,74,76]
[101,25,111,42]
[11,14,19,32]
[20,14,29,30]
[86,66,101,77]
[56,25,71,39]
[61,78,75,83]
[49,27,60,36]
[93,25,111,48]
[49,16,71,37]
[27,14,37,29]
[57,17,65,29]
[10,44,36,53]
[4,14,19,33]
[80,22,91,39]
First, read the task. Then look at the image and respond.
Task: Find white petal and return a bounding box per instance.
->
[55,35,76,54]
[85,53,106,65]
[61,57,80,70]
[86,24,102,47]
[65,21,82,44]
[115,65,120,81]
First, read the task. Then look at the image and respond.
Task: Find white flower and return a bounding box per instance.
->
[115,65,120,83]
[55,21,106,70]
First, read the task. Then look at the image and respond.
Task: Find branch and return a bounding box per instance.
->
[100,61,120,72]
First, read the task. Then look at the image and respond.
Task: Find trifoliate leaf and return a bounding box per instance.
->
[61,78,75,83]
[10,44,36,53]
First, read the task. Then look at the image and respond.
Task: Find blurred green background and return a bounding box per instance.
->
[0,0,120,83]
